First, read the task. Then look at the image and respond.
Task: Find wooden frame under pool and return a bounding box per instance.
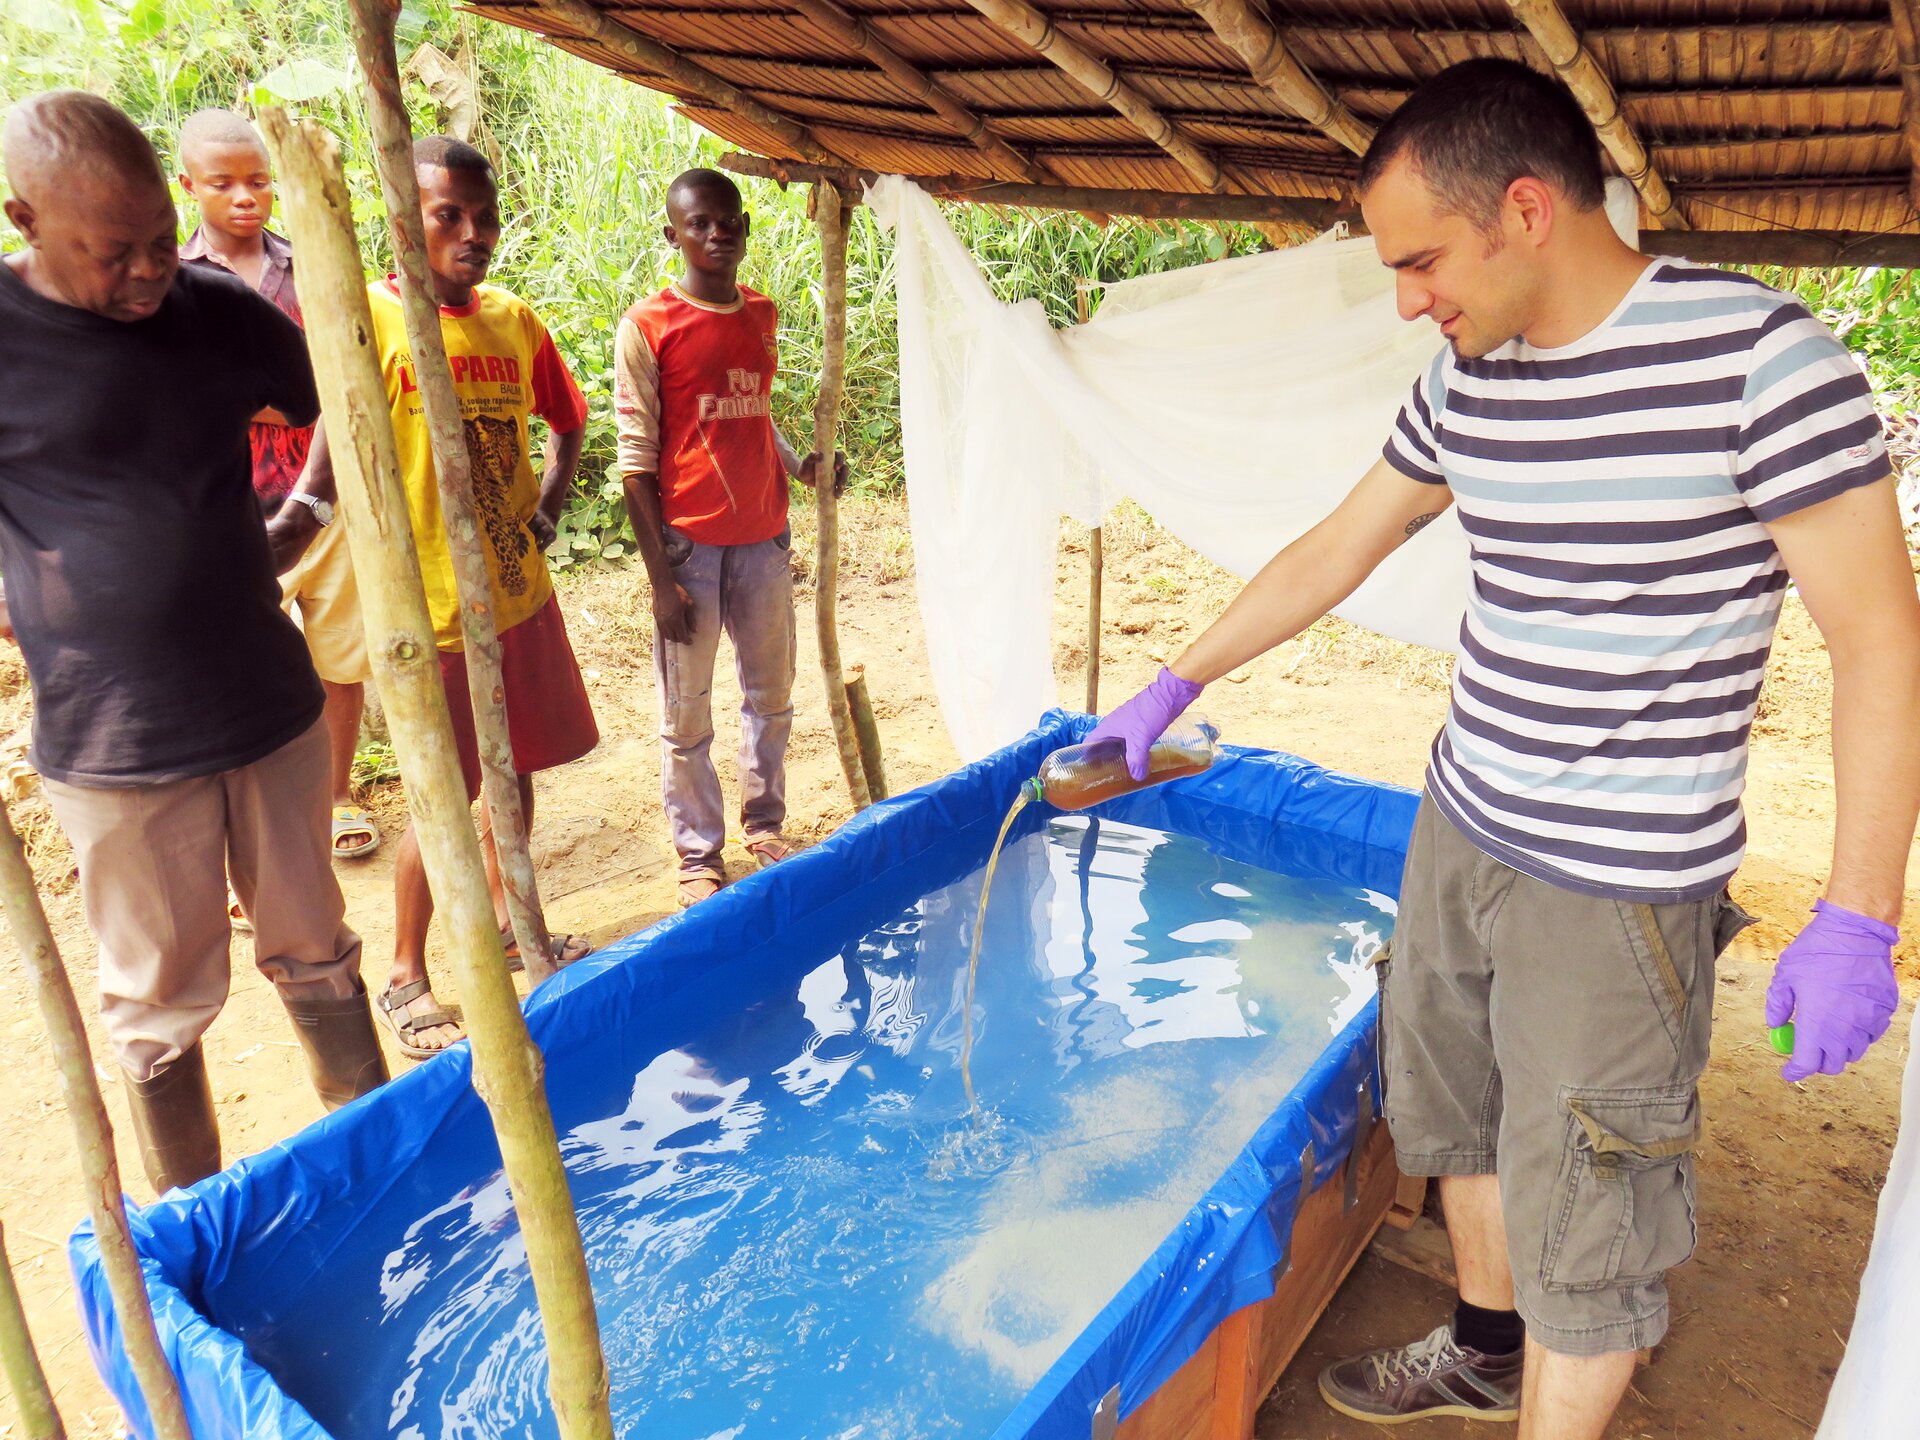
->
[1120,1123,1403,1440]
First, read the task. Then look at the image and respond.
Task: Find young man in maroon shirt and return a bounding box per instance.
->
[178,108,379,864]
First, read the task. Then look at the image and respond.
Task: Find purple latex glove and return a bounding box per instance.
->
[1764,899,1900,1082]
[1085,666,1204,781]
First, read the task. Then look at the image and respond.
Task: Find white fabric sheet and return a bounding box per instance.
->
[867,175,1468,760]
[1816,1015,1916,1439]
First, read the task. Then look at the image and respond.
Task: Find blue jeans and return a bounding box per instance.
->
[655,526,796,878]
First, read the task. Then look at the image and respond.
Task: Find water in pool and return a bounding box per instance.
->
[255,816,1393,1438]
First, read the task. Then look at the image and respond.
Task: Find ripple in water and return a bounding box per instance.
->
[246,817,1394,1439]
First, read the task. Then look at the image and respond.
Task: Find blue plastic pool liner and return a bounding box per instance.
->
[72,709,1419,1439]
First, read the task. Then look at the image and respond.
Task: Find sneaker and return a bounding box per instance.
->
[1317,1323,1522,1425]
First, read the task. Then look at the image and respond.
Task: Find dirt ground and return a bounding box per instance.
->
[0,496,1909,1438]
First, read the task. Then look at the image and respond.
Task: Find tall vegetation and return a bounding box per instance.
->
[5,0,1914,552]
[2,0,1265,562]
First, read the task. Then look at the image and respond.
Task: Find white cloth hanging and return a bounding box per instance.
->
[867,175,1643,762]
[1815,1016,1916,1438]
[867,174,1467,760]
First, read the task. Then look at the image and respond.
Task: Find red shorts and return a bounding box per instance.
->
[438,594,598,801]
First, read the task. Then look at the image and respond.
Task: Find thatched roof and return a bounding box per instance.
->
[467,0,1920,263]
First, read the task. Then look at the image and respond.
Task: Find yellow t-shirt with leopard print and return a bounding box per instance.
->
[366,278,588,650]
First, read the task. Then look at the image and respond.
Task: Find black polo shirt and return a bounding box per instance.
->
[0,258,324,785]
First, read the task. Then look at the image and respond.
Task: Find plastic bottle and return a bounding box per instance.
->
[1025,719,1218,811]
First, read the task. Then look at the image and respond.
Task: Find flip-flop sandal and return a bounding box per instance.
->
[744,837,790,869]
[331,805,381,860]
[498,926,592,973]
[228,887,252,934]
[678,875,723,909]
[378,979,465,1060]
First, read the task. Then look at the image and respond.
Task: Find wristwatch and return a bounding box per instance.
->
[287,492,335,527]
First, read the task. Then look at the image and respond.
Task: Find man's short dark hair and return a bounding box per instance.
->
[178,108,264,163]
[1358,58,1606,228]
[666,167,742,212]
[413,134,492,179]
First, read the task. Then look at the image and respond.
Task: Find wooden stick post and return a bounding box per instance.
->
[345,0,559,983]
[844,665,888,802]
[811,183,874,811]
[1076,281,1102,715]
[260,112,613,1440]
[0,1220,63,1439]
[0,805,188,1440]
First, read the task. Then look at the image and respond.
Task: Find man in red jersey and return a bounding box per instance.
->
[616,169,845,908]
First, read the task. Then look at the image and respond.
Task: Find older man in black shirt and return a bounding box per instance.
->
[0,90,386,1193]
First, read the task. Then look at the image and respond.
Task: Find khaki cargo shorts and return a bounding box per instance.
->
[1380,796,1753,1356]
[281,520,372,686]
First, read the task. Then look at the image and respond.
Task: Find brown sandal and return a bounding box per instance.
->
[498,926,592,972]
[678,875,723,909]
[744,836,790,869]
[377,980,465,1060]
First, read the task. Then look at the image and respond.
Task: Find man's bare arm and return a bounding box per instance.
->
[1170,457,1453,684]
[1768,476,1920,924]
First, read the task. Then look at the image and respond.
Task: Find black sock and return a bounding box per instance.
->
[1451,1300,1525,1356]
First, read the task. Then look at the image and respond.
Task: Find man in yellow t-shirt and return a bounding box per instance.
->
[289,137,598,1057]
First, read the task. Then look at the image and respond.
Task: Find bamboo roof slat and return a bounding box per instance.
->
[1176,0,1375,155]
[1507,0,1687,228]
[787,0,1047,182]
[470,0,1920,258]
[1887,1,1920,206]
[956,0,1233,192]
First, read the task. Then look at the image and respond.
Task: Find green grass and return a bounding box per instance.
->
[3,0,1271,565]
[7,0,1914,563]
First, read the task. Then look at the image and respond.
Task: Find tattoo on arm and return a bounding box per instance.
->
[1404,510,1443,537]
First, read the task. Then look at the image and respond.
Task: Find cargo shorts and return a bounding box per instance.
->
[1379,797,1753,1356]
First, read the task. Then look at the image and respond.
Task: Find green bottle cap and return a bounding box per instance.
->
[1768,1023,1796,1057]
[1023,776,1045,803]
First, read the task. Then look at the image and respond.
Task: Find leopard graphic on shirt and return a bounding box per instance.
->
[464,413,532,597]
[364,277,587,649]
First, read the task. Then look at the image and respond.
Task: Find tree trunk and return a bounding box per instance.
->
[810,183,873,812]
[259,111,614,1440]
[0,805,188,1440]
[0,1221,64,1439]
[346,0,559,983]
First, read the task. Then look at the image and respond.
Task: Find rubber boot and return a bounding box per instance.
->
[280,980,390,1111]
[122,1044,221,1195]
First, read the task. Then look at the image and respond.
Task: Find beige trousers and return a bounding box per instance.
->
[43,718,362,1080]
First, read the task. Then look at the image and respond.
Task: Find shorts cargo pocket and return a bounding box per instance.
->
[1712,891,1757,958]
[1541,1085,1700,1293]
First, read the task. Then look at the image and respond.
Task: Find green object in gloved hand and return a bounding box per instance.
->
[1769,1023,1796,1057]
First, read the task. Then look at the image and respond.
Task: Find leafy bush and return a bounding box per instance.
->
[3,0,1266,565]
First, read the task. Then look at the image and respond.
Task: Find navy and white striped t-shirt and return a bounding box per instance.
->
[1385,259,1887,903]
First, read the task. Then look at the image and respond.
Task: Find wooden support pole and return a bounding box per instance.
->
[810,183,873,813]
[0,805,188,1440]
[533,0,838,165]
[0,1221,64,1439]
[787,0,1045,184]
[844,665,888,802]
[1077,282,1103,716]
[259,112,614,1440]
[1176,0,1375,156]
[1506,0,1689,230]
[347,0,558,984]
[958,0,1230,193]
[717,153,1341,228]
[1888,1,1920,209]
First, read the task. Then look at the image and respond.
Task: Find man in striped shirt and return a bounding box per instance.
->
[1090,58,1920,1437]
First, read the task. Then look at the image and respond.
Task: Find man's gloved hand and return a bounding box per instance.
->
[1764,899,1900,1082]
[1085,667,1204,781]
